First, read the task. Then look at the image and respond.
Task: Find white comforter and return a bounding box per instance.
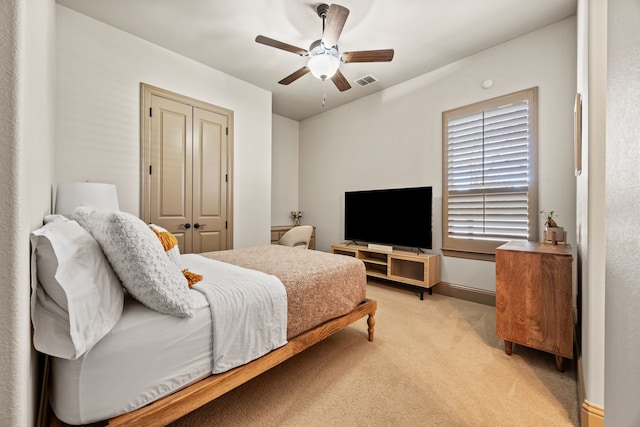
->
[182,254,288,374]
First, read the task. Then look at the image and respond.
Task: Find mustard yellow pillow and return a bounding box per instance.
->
[149,224,202,288]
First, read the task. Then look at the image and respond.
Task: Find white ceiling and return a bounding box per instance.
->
[56,0,576,121]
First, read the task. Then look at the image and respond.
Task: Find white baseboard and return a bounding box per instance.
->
[577,348,604,427]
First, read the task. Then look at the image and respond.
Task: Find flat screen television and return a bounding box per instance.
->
[344,186,433,249]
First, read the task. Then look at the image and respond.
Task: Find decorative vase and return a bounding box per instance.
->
[545,226,564,244]
[291,211,302,226]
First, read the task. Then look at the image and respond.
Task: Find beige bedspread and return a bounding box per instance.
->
[200,245,367,339]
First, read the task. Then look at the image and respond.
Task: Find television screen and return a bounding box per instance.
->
[344,186,433,249]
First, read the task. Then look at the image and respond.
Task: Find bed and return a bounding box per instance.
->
[30,211,375,427]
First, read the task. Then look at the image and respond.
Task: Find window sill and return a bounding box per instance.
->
[441,248,496,262]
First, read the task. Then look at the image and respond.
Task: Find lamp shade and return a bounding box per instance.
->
[54,182,120,216]
[308,54,340,80]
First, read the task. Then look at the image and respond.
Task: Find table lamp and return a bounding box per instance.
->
[54,182,120,217]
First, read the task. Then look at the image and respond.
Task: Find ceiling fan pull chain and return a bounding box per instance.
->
[322,80,327,107]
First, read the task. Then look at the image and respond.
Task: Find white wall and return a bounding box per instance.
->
[271,114,300,226]
[0,0,56,425]
[299,18,577,292]
[56,5,273,248]
[605,0,640,423]
[576,0,607,411]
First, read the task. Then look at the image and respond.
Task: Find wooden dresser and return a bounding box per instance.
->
[495,241,573,371]
[271,225,316,250]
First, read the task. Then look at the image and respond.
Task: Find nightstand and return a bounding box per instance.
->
[495,241,573,371]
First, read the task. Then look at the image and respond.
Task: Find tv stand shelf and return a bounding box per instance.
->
[331,243,440,300]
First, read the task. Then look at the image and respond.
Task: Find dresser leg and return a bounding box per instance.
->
[504,341,513,355]
[555,355,564,372]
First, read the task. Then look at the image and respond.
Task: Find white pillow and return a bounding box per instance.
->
[73,207,195,317]
[30,219,124,359]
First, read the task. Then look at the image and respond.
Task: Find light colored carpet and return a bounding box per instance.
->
[170,282,578,426]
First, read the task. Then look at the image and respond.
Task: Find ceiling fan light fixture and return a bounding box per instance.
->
[308,53,340,80]
[255,3,392,92]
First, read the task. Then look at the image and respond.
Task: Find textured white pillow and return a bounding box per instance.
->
[30,219,124,359]
[73,207,195,317]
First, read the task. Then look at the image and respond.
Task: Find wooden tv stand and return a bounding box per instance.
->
[331,243,440,299]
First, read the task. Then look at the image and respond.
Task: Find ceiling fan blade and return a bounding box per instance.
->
[321,4,349,48]
[342,49,395,63]
[255,35,307,56]
[278,67,310,85]
[331,69,351,92]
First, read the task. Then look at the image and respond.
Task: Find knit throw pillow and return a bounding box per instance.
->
[73,207,195,317]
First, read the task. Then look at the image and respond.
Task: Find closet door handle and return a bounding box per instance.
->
[193,223,206,229]
[180,223,191,229]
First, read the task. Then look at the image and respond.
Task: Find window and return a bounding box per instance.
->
[442,88,538,260]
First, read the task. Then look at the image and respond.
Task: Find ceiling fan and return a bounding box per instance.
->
[255,3,394,92]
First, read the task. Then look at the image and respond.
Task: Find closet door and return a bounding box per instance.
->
[149,95,194,252]
[142,84,233,253]
[192,108,228,253]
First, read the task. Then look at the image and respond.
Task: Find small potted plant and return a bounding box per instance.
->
[290,210,303,226]
[540,210,564,244]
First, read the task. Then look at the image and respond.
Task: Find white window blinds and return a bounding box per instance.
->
[442,88,538,257]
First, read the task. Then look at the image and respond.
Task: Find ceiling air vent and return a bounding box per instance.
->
[354,75,379,87]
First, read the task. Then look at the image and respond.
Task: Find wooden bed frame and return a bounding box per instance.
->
[49,298,377,427]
